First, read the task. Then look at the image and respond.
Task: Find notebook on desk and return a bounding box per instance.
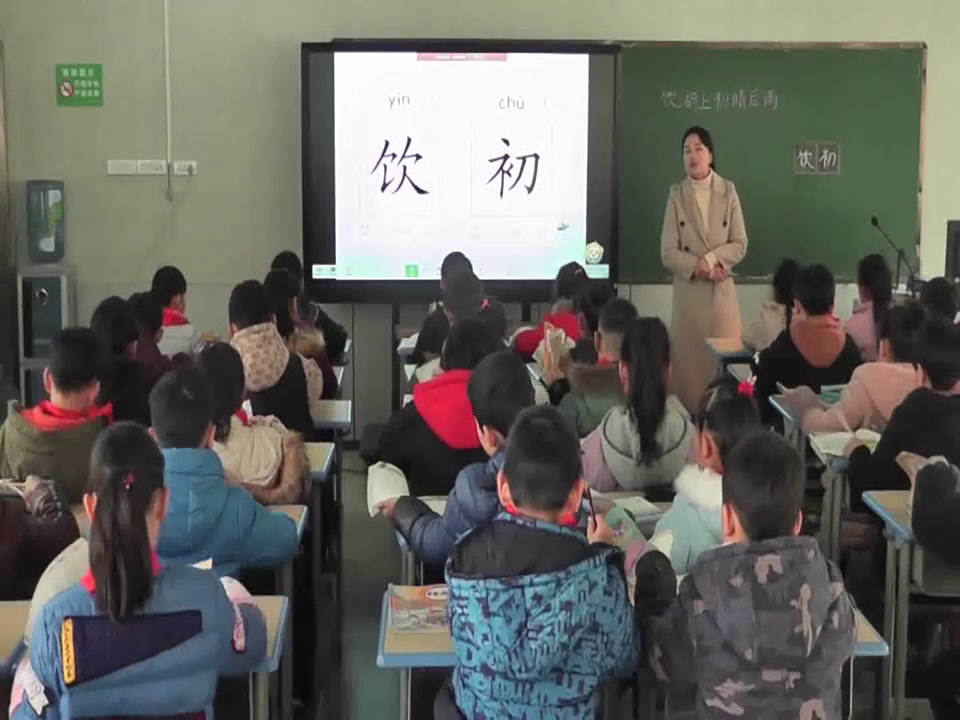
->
[809,429,881,459]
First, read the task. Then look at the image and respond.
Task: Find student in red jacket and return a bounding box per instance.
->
[373,317,502,496]
[512,261,588,357]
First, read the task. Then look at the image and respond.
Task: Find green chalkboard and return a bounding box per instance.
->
[617,45,924,283]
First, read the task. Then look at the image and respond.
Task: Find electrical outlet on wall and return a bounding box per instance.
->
[137,159,168,175]
[106,160,138,176]
[173,161,198,176]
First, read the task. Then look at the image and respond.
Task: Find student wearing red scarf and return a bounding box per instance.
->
[0,329,111,503]
[151,266,204,358]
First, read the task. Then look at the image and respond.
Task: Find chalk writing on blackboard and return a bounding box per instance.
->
[794,142,841,175]
[661,89,779,112]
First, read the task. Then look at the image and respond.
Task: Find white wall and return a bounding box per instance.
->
[0,0,954,428]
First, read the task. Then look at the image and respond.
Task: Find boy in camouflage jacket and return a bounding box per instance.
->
[637,430,856,719]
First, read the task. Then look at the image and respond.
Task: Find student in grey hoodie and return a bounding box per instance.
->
[649,375,760,574]
[638,430,856,719]
[581,317,692,494]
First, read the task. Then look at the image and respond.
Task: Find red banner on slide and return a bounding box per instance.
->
[417,53,507,62]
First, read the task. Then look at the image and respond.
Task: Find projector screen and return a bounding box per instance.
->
[302,42,617,301]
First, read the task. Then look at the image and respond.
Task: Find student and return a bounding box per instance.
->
[263,267,339,399]
[373,317,501,496]
[435,405,640,719]
[0,476,79,600]
[90,296,151,425]
[271,250,349,362]
[152,366,299,574]
[412,251,475,365]
[10,422,267,719]
[639,430,855,718]
[752,263,862,422]
[129,291,190,387]
[385,351,535,567]
[785,302,926,433]
[742,258,799,352]
[847,318,960,504]
[556,297,637,437]
[150,265,204,358]
[512,261,588,357]
[649,376,760,574]
[229,279,320,436]
[921,276,959,322]
[581,317,692,494]
[845,253,893,362]
[572,281,616,363]
[0,328,112,503]
[198,342,308,506]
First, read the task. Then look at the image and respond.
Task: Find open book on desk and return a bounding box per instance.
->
[388,584,448,633]
[809,429,881,461]
[367,462,446,517]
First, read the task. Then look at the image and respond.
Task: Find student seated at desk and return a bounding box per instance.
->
[271,250,349,363]
[129,291,191,388]
[90,296,151,425]
[412,250,474,365]
[0,329,112,503]
[435,406,639,719]
[649,376,760,574]
[581,317,692,494]
[264,268,339,400]
[846,318,960,505]
[373,317,500,496]
[511,261,588,358]
[385,351,534,567]
[153,366,299,574]
[229,279,321,436]
[0,477,78,600]
[783,303,926,433]
[845,253,893,362]
[151,265,206,358]
[553,297,637,437]
[10,422,267,720]
[921,276,959,323]
[199,342,308,506]
[752,263,862,423]
[741,258,799,352]
[638,430,855,719]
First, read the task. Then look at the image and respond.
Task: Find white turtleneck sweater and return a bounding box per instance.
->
[691,172,718,269]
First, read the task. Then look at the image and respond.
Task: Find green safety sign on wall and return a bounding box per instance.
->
[56,64,103,107]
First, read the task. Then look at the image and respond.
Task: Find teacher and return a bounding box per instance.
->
[660,126,748,411]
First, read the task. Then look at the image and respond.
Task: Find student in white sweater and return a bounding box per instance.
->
[151,266,205,358]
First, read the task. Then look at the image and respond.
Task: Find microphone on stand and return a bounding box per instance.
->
[870,216,917,294]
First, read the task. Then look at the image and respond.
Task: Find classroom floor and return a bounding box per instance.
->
[330,452,933,720]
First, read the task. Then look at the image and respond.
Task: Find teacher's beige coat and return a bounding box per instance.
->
[661,173,747,411]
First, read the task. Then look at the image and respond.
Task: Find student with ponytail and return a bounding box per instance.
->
[649,376,761,573]
[11,422,267,719]
[846,253,893,361]
[581,317,692,494]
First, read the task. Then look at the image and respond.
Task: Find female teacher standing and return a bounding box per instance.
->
[660,126,748,411]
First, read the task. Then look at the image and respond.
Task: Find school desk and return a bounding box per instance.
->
[397,333,418,360]
[704,337,753,377]
[305,442,336,601]
[726,363,752,382]
[767,394,807,457]
[807,435,857,565]
[861,490,960,720]
[272,504,306,720]
[0,600,29,678]
[403,363,416,386]
[311,399,353,586]
[251,595,290,720]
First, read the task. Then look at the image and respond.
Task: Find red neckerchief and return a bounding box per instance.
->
[234,408,250,426]
[162,307,191,327]
[80,551,162,593]
[503,501,577,527]
[21,401,113,430]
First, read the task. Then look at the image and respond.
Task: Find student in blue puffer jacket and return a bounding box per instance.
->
[11,422,267,719]
[434,406,640,720]
[152,366,298,575]
[386,351,535,567]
